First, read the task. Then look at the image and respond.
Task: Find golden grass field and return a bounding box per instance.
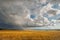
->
[0,30,60,40]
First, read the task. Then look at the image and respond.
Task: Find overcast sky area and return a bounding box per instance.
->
[0,0,60,30]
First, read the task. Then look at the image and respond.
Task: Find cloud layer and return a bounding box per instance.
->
[0,0,60,29]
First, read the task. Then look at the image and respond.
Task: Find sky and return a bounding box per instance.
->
[0,0,60,30]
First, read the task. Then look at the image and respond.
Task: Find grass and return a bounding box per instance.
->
[0,30,60,40]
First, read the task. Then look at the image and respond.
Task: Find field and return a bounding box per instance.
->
[0,30,60,40]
